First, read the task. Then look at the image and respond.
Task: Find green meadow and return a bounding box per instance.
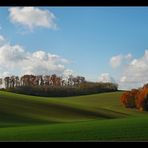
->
[0,91,148,141]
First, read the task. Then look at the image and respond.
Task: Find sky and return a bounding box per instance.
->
[0,7,148,90]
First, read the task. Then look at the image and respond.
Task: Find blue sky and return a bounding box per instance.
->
[0,7,148,89]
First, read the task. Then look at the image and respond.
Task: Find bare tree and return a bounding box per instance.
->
[4,77,10,89]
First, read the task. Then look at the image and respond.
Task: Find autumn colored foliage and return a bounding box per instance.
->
[121,84,148,111]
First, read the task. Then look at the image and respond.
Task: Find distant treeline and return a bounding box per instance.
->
[4,82,118,97]
[0,74,85,88]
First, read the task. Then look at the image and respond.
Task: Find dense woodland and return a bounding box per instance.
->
[0,74,118,97]
[121,84,148,111]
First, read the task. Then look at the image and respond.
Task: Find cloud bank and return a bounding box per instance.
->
[110,50,148,90]
[0,35,71,78]
[119,50,148,89]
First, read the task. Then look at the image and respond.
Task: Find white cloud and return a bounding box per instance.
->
[110,55,123,68]
[0,35,70,77]
[0,44,25,67]
[9,7,57,31]
[120,76,127,83]
[98,73,116,83]
[62,69,74,78]
[125,53,132,60]
[118,50,148,90]
[21,52,66,75]
[0,35,4,41]
[110,53,132,68]
[0,35,5,46]
[0,72,10,78]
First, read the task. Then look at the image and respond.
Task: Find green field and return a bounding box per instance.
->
[0,90,148,141]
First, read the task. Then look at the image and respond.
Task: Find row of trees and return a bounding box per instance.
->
[0,74,118,97]
[5,81,118,97]
[0,74,85,89]
[120,84,148,111]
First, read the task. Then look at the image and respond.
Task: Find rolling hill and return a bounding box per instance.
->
[0,90,148,141]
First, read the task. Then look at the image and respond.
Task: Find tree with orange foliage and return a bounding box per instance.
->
[120,90,138,108]
[121,84,148,111]
[135,87,148,111]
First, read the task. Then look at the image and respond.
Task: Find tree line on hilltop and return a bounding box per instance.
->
[0,74,118,97]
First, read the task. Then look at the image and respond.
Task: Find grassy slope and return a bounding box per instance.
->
[0,90,148,141]
[1,117,148,141]
[0,91,129,124]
